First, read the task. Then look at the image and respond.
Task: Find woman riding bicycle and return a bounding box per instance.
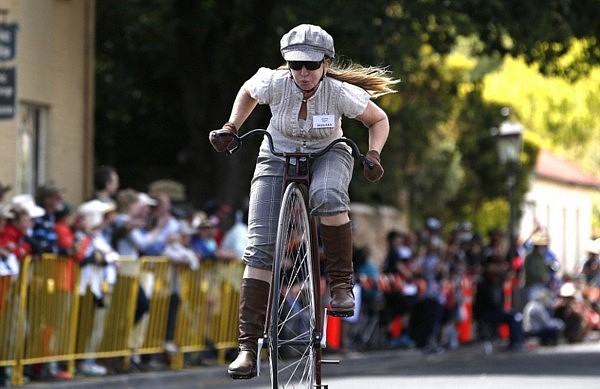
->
[209,23,398,380]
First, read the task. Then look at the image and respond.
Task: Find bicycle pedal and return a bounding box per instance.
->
[327,310,353,318]
[320,359,340,364]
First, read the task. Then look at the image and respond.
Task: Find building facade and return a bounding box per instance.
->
[0,0,95,204]
[520,150,600,275]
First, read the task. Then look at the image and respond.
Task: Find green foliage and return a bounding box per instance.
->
[483,57,600,173]
[447,0,600,80]
[594,195,600,238]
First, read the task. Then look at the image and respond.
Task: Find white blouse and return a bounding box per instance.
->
[244,67,370,152]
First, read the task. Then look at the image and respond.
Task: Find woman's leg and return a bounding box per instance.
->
[311,147,355,316]
[229,158,281,379]
[227,271,270,379]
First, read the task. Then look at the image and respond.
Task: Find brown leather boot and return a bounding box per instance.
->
[320,222,355,316]
[228,278,270,379]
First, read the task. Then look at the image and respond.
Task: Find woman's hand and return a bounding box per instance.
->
[209,122,237,152]
[363,150,384,182]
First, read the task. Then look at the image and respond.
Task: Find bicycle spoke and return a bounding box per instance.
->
[269,184,318,388]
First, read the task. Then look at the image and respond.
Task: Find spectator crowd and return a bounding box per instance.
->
[0,166,248,381]
[349,217,600,355]
[1,167,600,383]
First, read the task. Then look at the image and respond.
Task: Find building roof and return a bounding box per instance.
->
[536,150,600,189]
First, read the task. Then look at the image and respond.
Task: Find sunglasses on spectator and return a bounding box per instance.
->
[288,61,323,71]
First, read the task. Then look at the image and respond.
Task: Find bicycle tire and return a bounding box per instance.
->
[269,183,318,388]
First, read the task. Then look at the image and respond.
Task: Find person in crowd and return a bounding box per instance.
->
[93,165,120,204]
[0,195,45,260]
[473,253,524,351]
[113,190,182,264]
[452,222,474,247]
[74,199,120,304]
[0,185,12,261]
[522,288,564,345]
[380,230,419,348]
[114,189,179,363]
[419,217,443,250]
[0,203,16,385]
[438,237,465,350]
[55,203,75,254]
[463,232,485,278]
[73,199,120,376]
[554,281,598,343]
[138,192,180,257]
[382,230,414,278]
[481,228,504,258]
[409,239,446,353]
[0,205,17,276]
[123,191,181,368]
[162,219,200,355]
[92,165,120,244]
[354,245,380,312]
[202,200,233,246]
[220,209,249,260]
[46,201,78,379]
[209,23,396,379]
[113,189,157,257]
[190,212,238,261]
[32,181,65,255]
[112,189,156,367]
[347,245,383,349]
[4,194,71,379]
[523,231,551,302]
[580,239,600,286]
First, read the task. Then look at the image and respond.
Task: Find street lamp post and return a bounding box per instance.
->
[491,107,524,256]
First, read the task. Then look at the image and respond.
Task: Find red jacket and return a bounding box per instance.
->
[0,223,31,260]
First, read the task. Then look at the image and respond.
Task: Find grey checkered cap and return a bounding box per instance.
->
[280,24,335,62]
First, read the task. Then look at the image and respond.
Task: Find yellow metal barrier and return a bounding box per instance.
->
[0,259,28,386]
[136,257,172,355]
[171,259,244,367]
[0,254,244,386]
[75,257,139,360]
[9,255,81,385]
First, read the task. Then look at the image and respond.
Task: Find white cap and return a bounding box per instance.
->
[11,194,45,218]
[138,192,158,206]
[78,199,116,229]
[559,282,577,298]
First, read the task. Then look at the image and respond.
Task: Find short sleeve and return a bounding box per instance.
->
[243,67,277,105]
[339,82,371,119]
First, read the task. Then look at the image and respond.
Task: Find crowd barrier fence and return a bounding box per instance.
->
[0,255,245,386]
[2,254,552,386]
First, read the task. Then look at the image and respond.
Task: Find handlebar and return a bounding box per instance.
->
[212,129,375,169]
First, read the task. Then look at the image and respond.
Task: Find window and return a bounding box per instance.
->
[16,103,47,194]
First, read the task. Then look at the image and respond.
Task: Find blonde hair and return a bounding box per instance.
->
[325,57,399,98]
[280,57,399,98]
[116,188,139,213]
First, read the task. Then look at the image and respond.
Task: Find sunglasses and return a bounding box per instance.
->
[288,60,323,71]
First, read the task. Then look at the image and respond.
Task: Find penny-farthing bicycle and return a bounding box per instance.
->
[216,129,376,389]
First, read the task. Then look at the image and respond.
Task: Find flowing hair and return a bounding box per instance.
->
[325,57,399,98]
[280,56,400,98]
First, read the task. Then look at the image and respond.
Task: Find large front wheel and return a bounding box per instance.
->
[269,183,318,388]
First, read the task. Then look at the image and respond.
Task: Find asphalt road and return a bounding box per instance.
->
[17,340,600,389]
